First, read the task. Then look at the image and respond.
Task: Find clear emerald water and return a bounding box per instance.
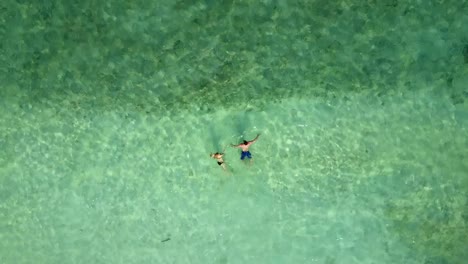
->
[1,1,467,263]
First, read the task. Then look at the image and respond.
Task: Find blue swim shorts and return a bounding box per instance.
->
[240,151,252,160]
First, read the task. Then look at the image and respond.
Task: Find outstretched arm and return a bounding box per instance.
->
[250,134,260,143]
[230,143,241,148]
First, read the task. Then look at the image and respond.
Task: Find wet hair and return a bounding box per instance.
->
[243,140,248,144]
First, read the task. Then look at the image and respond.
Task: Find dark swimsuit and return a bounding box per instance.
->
[240,151,252,160]
[217,161,223,166]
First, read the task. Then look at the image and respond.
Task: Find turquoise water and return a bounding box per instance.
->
[1,0,468,263]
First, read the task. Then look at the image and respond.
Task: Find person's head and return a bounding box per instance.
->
[243,140,248,145]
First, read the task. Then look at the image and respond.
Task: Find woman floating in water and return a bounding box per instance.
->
[210,147,228,172]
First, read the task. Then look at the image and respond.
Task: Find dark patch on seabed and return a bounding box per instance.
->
[0,0,468,114]
[2,0,467,117]
[463,43,468,63]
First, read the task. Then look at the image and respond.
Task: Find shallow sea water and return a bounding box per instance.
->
[1,0,468,263]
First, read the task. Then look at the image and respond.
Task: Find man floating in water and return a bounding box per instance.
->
[231,134,260,164]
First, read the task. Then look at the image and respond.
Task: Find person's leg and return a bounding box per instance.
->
[246,151,253,166]
[217,162,229,174]
[240,151,247,160]
[221,163,231,175]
